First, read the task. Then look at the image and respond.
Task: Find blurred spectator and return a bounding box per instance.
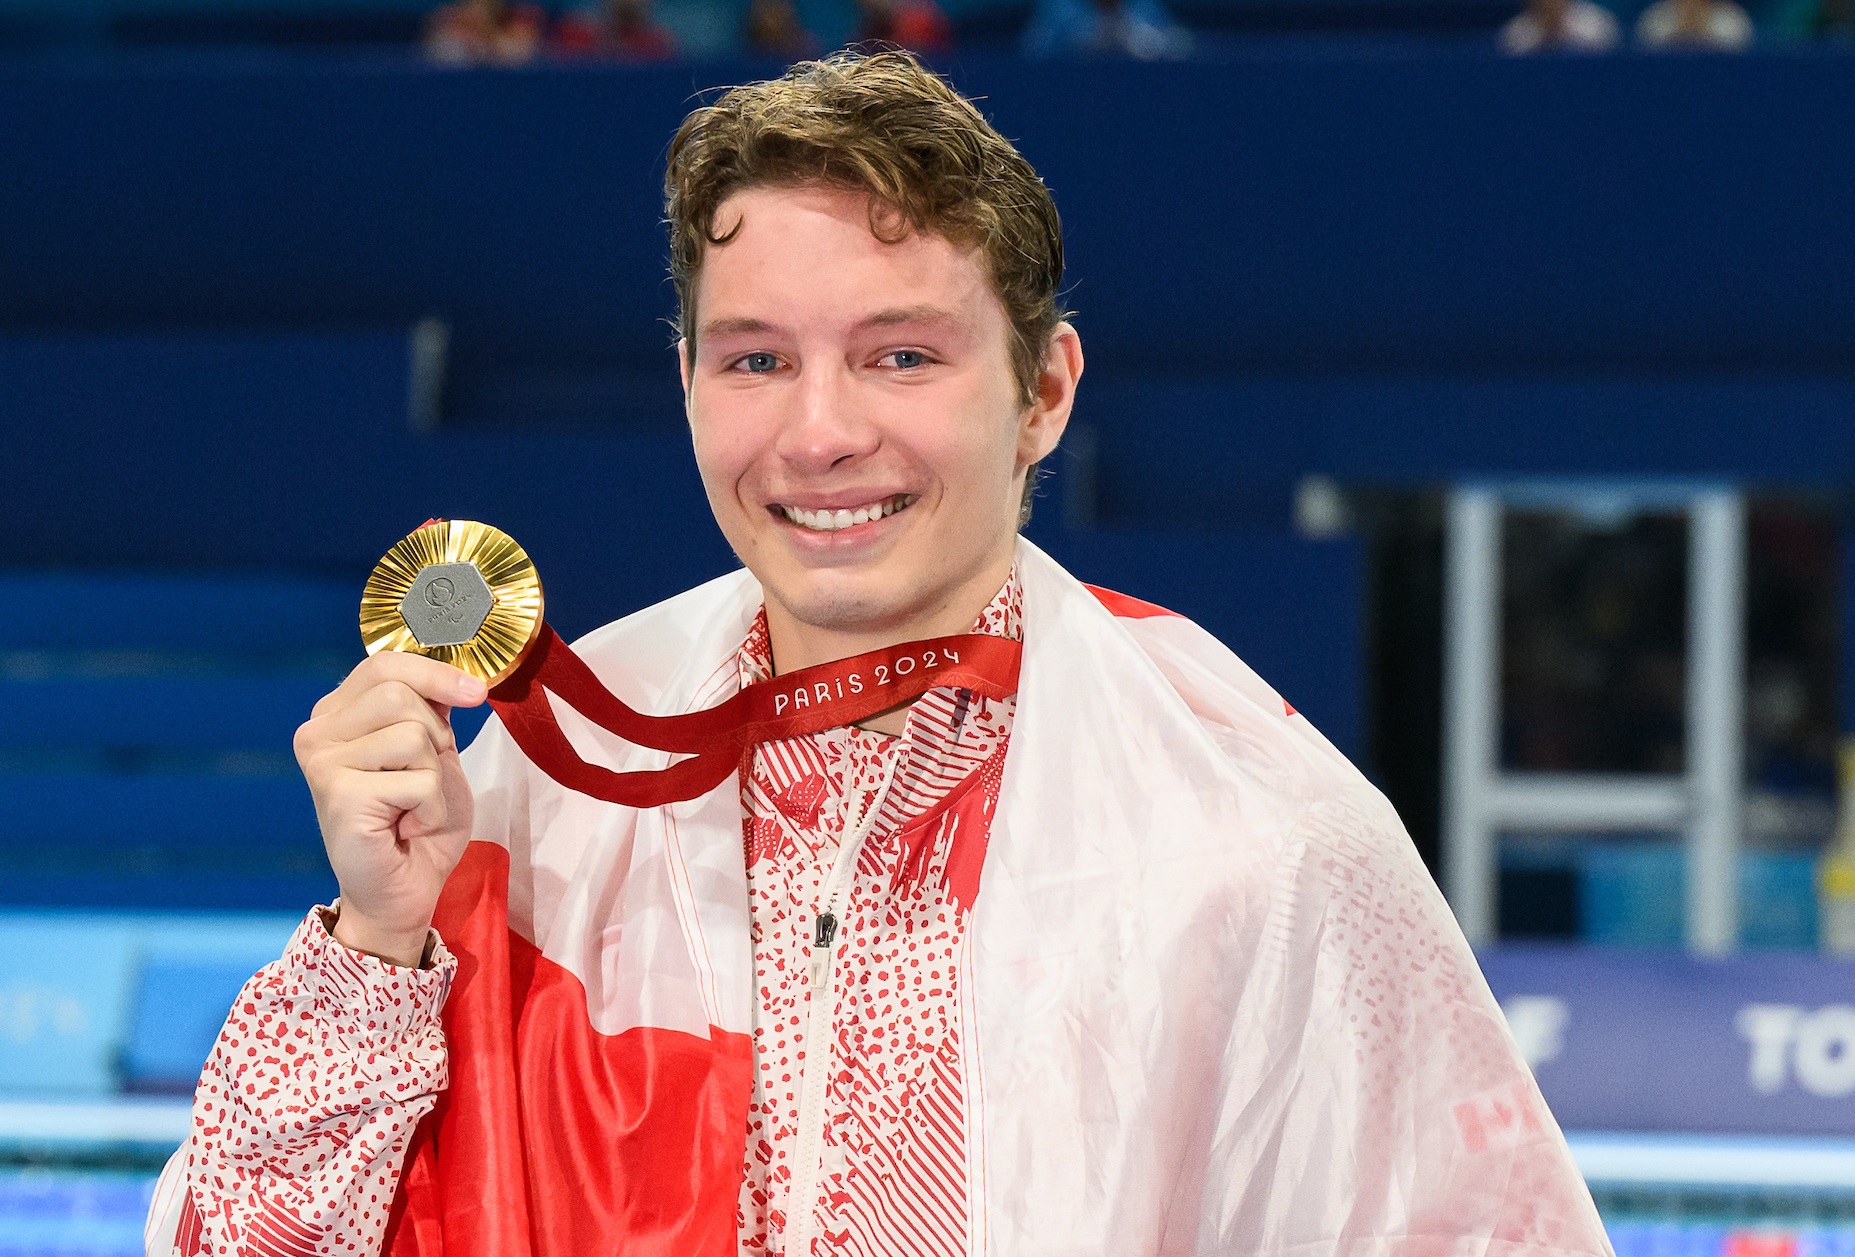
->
[1022,0,1192,56]
[1635,0,1753,47]
[1499,0,1619,51]
[854,0,953,52]
[1769,0,1853,39]
[744,0,820,57]
[553,0,679,59]
[423,0,544,63]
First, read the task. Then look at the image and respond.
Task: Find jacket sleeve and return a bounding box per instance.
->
[144,906,456,1257]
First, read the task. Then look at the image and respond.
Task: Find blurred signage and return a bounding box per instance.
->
[0,922,137,1094]
[1482,947,1855,1136]
[0,913,298,1100]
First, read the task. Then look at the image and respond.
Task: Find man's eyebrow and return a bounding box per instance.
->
[858,304,961,330]
[698,316,782,339]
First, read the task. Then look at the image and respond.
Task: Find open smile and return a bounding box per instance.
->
[772,494,918,534]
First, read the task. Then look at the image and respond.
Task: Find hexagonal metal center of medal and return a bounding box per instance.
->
[399,562,494,648]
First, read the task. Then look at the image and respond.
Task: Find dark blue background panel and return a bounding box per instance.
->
[0,675,338,753]
[0,331,739,641]
[1079,374,1855,527]
[0,864,334,914]
[0,773,334,908]
[0,774,317,848]
[1033,528,1364,759]
[4,53,1855,376]
[0,572,356,653]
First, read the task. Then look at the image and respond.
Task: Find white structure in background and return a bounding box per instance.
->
[1443,481,1746,954]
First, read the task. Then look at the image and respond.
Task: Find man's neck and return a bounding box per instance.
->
[763,555,1014,679]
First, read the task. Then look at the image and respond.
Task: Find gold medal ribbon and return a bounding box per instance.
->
[363,520,1021,808]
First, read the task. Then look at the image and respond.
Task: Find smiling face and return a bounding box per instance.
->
[682,183,1079,672]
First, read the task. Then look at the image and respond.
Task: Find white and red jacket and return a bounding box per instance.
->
[149,539,1611,1257]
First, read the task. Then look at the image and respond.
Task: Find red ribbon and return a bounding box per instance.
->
[487,623,1022,808]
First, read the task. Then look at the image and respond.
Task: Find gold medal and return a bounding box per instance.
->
[359,519,544,686]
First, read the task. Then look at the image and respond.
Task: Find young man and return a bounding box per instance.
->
[147,52,1608,1257]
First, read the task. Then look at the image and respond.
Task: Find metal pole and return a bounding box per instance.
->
[1445,488,1503,945]
[1686,490,1745,955]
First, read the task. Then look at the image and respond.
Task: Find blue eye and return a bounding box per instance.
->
[739,352,779,373]
[884,349,929,370]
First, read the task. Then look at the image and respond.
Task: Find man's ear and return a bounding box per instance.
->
[1018,322,1084,468]
[678,338,694,418]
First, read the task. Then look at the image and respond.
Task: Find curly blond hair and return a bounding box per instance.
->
[665,50,1068,412]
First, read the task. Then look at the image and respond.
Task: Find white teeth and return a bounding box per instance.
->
[779,494,915,532]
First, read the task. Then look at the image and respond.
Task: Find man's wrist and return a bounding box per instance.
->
[324,905,434,970]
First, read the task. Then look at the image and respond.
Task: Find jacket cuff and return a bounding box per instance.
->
[293,903,457,1049]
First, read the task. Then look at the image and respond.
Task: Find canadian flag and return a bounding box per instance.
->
[159,540,1610,1256]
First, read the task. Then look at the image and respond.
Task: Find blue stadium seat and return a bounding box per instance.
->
[0,675,338,752]
[0,571,358,910]
[0,573,359,654]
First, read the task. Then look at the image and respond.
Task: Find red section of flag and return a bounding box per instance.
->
[1083,584,1182,620]
[1285,700,1298,717]
[383,841,753,1257]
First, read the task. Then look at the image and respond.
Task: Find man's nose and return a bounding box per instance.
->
[774,363,879,471]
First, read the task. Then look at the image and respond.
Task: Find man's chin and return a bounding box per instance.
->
[763,574,923,639]
[776,590,910,637]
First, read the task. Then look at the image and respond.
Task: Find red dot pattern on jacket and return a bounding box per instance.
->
[735,574,1019,1257]
[170,910,455,1257]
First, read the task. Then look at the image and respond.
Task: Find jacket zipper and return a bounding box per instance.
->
[782,757,898,1256]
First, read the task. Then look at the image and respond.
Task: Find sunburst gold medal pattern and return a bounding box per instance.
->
[359,519,545,686]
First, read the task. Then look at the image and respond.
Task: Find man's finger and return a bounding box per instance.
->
[317,682,457,754]
[332,766,447,828]
[315,651,487,718]
[342,722,444,775]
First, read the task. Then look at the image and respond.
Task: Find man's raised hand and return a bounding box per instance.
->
[293,653,487,968]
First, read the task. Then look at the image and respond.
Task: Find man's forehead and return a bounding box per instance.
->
[713,182,910,231]
[693,186,1000,339]
[708,184,984,265]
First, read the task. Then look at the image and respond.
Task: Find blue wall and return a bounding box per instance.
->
[6,53,1855,374]
[0,331,734,630]
[6,52,1854,502]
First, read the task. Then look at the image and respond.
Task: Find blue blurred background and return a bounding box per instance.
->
[3,21,1855,1256]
